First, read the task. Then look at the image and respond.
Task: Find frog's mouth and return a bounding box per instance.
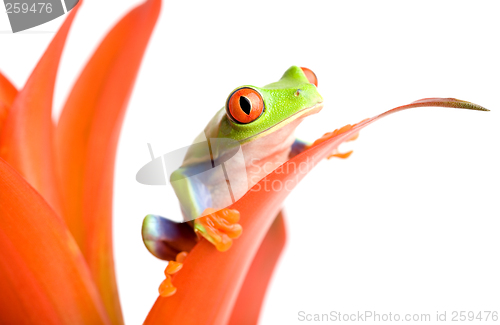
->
[240,102,324,143]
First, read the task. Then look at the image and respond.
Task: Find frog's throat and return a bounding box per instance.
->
[239,102,324,144]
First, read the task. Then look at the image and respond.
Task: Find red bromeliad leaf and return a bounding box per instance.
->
[0,5,81,218]
[0,72,17,134]
[144,98,487,325]
[0,158,110,325]
[228,211,287,325]
[55,0,161,323]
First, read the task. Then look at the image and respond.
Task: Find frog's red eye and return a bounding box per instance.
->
[301,67,318,87]
[226,87,264,124]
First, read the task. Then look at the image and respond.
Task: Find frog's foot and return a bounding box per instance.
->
[158,251,188,297]
[308,119,368,159]
[194,208,243,252]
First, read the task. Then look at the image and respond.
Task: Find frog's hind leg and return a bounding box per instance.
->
[171,166,243,252]
[142,212,242,296]
[228,210,287,324]
[142,214,198,261]
[142,214,198,297]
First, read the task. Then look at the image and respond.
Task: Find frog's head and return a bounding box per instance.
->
[216,66,323,143]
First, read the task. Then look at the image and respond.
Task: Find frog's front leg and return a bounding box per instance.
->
[194,208,242,251]
[171,166,243,252]
[290,123,362,159]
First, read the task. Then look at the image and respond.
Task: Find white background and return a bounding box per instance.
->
[1,1,499,324]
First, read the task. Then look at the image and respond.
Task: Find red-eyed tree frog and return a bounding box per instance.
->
[142,66,328,296]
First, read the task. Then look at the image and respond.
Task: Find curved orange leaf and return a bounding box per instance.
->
[0,4,81,217]
[144,98,487,325]
[0,157,110,325]
[228,211,287,325]
[55,0,161,323]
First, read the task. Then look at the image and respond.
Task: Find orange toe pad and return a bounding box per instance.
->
[158,251,189,297]
[195,208,243,252]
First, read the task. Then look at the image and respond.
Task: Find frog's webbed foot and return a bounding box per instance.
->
[194,208,243,252]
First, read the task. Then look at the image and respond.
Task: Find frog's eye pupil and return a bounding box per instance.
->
[226,87,264,124]
[239,96,252,115]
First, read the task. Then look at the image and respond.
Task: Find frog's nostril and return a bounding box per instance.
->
[239,96,252,115]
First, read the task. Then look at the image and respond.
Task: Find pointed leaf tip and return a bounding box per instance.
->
[0,3,81,218]
[410,98,489,111]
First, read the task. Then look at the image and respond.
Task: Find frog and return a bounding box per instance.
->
[142,66,341,296]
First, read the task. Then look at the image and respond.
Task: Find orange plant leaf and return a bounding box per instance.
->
[228,211,287,325]
[0,157,110,325]
[55,0,161,323]
[144,98,487,325]
[0,4,81,217]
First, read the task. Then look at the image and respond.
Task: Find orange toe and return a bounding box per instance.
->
[176,251,188,263]
[165,261,183,275]
[328,150,353,159]
[159,275,177,297]
[195,208,243,252]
